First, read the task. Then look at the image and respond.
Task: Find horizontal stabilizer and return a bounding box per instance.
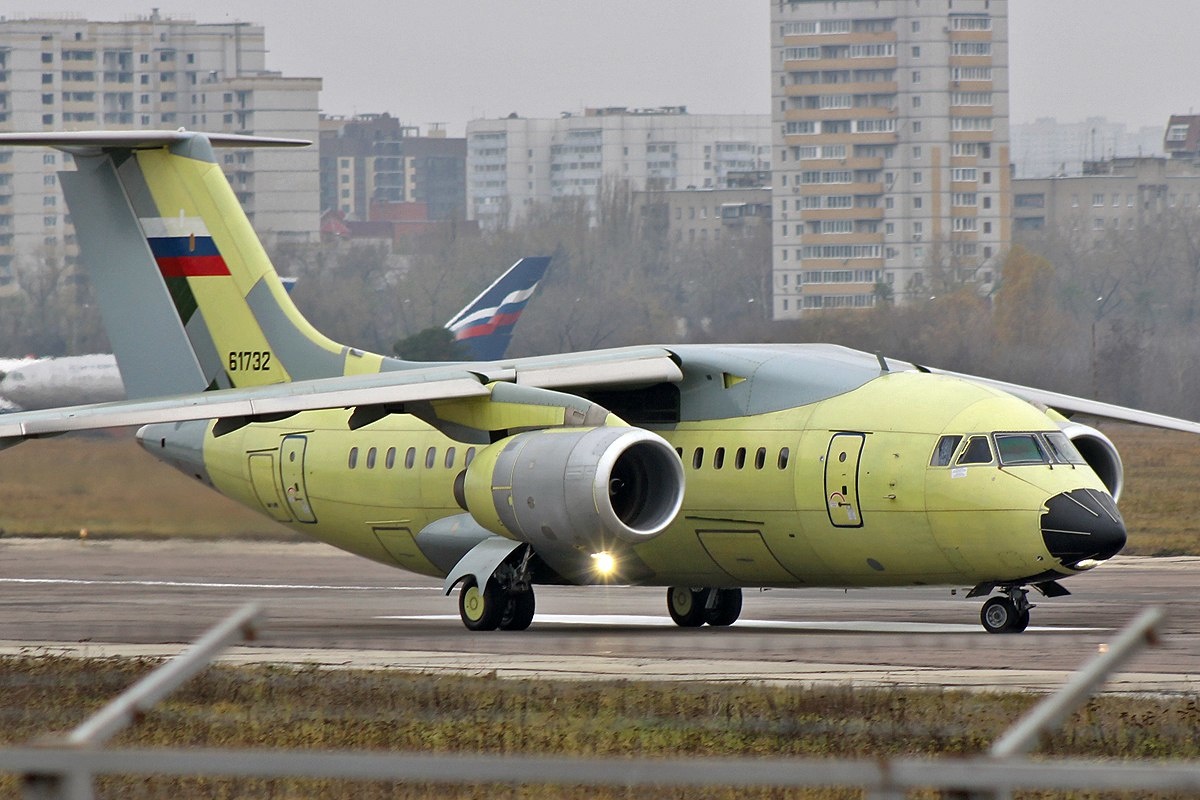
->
[0,130,310,155]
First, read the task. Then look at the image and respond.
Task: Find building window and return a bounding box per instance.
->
[1092,193,1104,207]
[911,46,921,58]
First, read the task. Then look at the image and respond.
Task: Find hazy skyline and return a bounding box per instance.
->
[13,1,1197,136]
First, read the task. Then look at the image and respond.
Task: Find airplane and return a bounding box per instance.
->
[445,255,550,361]
[0,261,547,411]
[0,129,1194,636]
[0,358,32,413]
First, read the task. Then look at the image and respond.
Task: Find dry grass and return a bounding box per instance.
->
[0,424,1197,555]
[1,655,1197,798]
[0,431,296,539]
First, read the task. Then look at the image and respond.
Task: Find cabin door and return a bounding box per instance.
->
[825,432,865,528]
[279,434,318,523]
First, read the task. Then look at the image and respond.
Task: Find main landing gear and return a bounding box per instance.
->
[457,549,536,632]
[980,587,1031,634]
[667,587,743,627]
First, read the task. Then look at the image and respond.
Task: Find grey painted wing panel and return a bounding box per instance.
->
[0,375,489,439]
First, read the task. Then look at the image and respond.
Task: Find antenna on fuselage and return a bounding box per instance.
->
[875,353,890,373]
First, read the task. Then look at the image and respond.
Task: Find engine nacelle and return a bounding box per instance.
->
[459,426,685,553]
[1059,421,1124,501]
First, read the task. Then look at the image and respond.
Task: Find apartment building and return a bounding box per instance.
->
[770,0,1011,318]
[465,106,771,230]
[320,113,466,223]
[1012,117,1164,179]
[1013,156,1200,240]
[0,11,321,294]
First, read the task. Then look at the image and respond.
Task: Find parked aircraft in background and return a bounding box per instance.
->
[0,358,33,413]
[0,262,547,411]
[0,354,125,410]
[445,256,550,361]
[1,130,1191,636]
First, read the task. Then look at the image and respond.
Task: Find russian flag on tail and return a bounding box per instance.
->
[444,257,551,361]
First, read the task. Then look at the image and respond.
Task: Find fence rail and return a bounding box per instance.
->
[3,603,1191,799]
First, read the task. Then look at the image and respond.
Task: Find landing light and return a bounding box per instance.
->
[591,551,617,576]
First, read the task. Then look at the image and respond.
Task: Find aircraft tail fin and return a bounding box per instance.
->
[444,256,550,361]
[2,131,403,399]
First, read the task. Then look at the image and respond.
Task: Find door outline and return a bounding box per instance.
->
[280,434,318,524]
[825,432,865,528]
[247,452,293,522]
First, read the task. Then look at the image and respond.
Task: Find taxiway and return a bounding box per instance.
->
[2,537,1197,693]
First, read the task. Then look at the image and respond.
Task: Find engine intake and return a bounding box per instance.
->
[1059,421,1124,501]
[460,426,684,553]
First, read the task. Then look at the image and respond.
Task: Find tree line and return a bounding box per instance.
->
[3,189,1200,420]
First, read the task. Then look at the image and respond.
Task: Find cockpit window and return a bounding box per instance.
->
[1043,431,1087,465]
[956,435,993,465]
[930,434,963,467]
[995,433,1049,465]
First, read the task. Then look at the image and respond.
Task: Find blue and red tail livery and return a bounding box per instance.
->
[444,257,550,361]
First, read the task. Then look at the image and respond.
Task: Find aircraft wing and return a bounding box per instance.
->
[928,367,1200,435]
[0,347,682,445]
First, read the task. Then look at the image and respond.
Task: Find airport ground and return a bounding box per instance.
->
[4,425,1200,796]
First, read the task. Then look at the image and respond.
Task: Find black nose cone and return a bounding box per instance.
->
[1041,489,1127,568]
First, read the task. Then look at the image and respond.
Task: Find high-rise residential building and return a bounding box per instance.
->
[0,11,321,294]
[319,114,466,223]
[465,107,771,230]
[1012,117,1164,179]
[770,0,1010,317]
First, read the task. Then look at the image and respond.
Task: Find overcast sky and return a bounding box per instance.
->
[15,1,1196,135]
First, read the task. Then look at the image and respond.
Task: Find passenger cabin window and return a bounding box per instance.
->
[930,434,963,467]
[995,433,1049,465]
[425,447,437,469]
[1044,432,1086,465]
[385,447,396,469]
[405,447,416,469]
[713,447,725,469]
[778,447,790,470]
[445,447,456,468]
[465,447,477,467]
[692,448,704,469]
[366,447,377,469]
[755,447,767,470]
[735,447,747,469]
[348,447,359,469]
[956,436,992,465]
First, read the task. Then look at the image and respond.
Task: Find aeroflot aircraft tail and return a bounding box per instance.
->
[445,256,550,360]
[14,130,413,400]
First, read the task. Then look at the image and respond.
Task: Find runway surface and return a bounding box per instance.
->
[2,537,1199,693]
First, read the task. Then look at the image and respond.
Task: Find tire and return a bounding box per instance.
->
[1011,607,1031,633]
[981,596,1022,634]
[459,577,503,631]
[499,589,536,631]
[667,586,706,627]
[704,588,743,627]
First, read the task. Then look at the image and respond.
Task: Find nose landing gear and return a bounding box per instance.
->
[980,587,1032,634]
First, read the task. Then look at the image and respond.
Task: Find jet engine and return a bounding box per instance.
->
[457,426,685,554]
[1059,421,1124,501]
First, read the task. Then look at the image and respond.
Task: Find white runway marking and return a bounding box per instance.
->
[0,577,431,592]
[377,613,1103,634]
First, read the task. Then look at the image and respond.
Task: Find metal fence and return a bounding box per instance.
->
[5,604,1198,800]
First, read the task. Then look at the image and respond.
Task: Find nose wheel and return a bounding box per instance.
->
[980,589,1031,634]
